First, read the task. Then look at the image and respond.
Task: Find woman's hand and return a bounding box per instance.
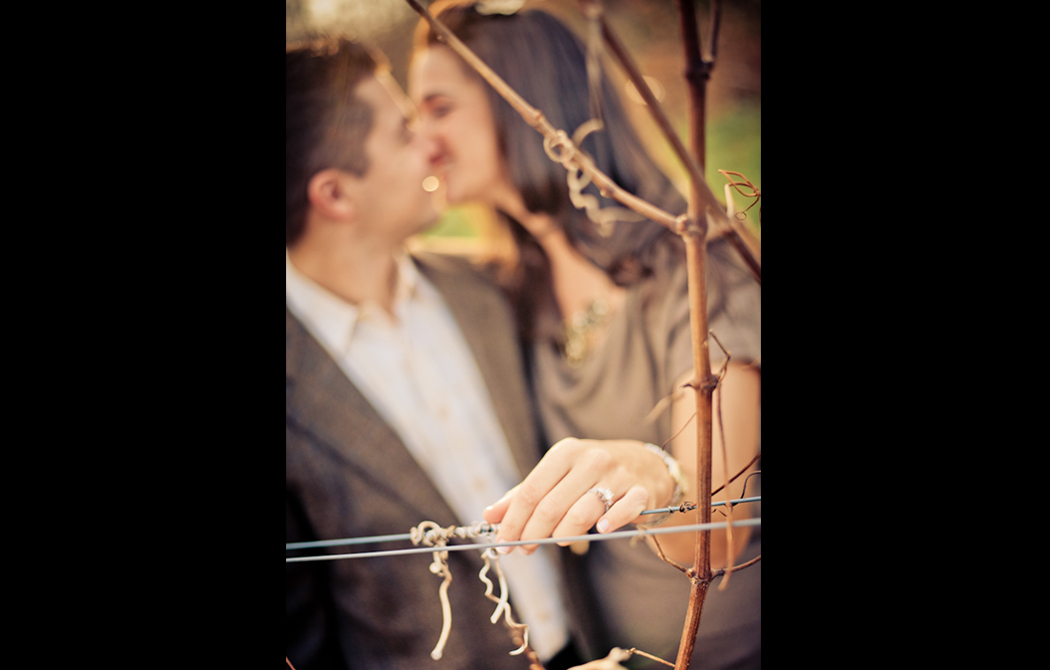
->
[482,438,675,555]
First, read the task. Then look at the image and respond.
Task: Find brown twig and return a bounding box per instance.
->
[706,0,721,64]
[588,1,701,202]
[713,554,761,578]
[625,647,676,668]
[644,387,683,424]
[673,0,721,667]
[588,1,760,283]
[711,453,761,498]
[660,410,696,451]
[675,190,713,670]
[738,470,761,498]
[707,331,735,590]
[649,533,690,575]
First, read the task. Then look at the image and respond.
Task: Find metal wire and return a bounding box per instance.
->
[286,518,761,563]
[639,495,761,516]
[286,495,760,552]
[286,532,419,551]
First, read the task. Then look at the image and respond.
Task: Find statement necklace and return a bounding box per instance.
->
[563,297,610,368]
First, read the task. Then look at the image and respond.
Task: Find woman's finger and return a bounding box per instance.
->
[491,439,588,550]
[550,486,610,544]
[509,461,597,554]
[595,484,649,534]
[482,486,518,524]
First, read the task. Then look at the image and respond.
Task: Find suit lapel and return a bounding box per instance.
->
[286,309,459,525]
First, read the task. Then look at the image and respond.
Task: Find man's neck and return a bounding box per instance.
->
[287,231,401,315]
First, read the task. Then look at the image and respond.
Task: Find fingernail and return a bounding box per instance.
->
[497,545,512,554]
[597,519,610,533]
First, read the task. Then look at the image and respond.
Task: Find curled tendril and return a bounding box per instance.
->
[718,169,761,214]
[411,521,455,660]
[571,118,605,148]
[543,123,645,237]
[410,521,528,660]
[542,129,574,164]
[479,548,529,655]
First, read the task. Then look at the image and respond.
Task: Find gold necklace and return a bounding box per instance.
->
[563,297,610,367]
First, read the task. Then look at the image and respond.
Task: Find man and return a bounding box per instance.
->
[284,37,587,670]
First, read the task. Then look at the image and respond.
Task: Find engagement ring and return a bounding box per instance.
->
[589,487,613,513]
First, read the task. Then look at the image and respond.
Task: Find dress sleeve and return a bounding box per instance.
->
[707,241,761,370]
[664,240,761,385]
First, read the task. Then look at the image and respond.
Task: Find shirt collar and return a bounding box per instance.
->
[285,249,422,356]
[392,249,422,303]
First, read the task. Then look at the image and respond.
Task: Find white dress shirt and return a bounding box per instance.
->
[286,250,570,661]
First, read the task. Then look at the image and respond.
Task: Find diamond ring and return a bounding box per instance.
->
[589,487,613,513]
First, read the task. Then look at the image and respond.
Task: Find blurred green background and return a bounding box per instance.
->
[286,0,761,245]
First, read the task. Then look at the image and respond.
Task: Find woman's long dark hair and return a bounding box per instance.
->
[415,2,695,342]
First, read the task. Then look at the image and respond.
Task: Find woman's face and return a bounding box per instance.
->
[410,45,517,210]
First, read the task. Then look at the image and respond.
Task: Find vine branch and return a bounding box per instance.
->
[581,0,760,282]
[625,647,676,668]
[674,0,721,667]
[714,554,761,579]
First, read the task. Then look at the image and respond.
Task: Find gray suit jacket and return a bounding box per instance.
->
[286,252,576,670]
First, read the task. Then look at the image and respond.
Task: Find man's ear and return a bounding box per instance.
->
[307,168,357,221]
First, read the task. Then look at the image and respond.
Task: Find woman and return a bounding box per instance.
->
[409,2,761,668]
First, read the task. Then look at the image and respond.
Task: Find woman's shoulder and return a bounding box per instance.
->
[635,236,759,325]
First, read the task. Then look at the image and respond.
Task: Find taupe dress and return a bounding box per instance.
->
[531,242,761,670]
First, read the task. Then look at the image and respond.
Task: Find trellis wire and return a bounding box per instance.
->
[286,517,760,563]
[640,495,760,515]
[286,496,761,551]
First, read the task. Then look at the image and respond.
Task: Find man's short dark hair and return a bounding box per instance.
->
[286,37,377,247]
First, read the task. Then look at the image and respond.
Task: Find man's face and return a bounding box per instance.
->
[347,75,440,242]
